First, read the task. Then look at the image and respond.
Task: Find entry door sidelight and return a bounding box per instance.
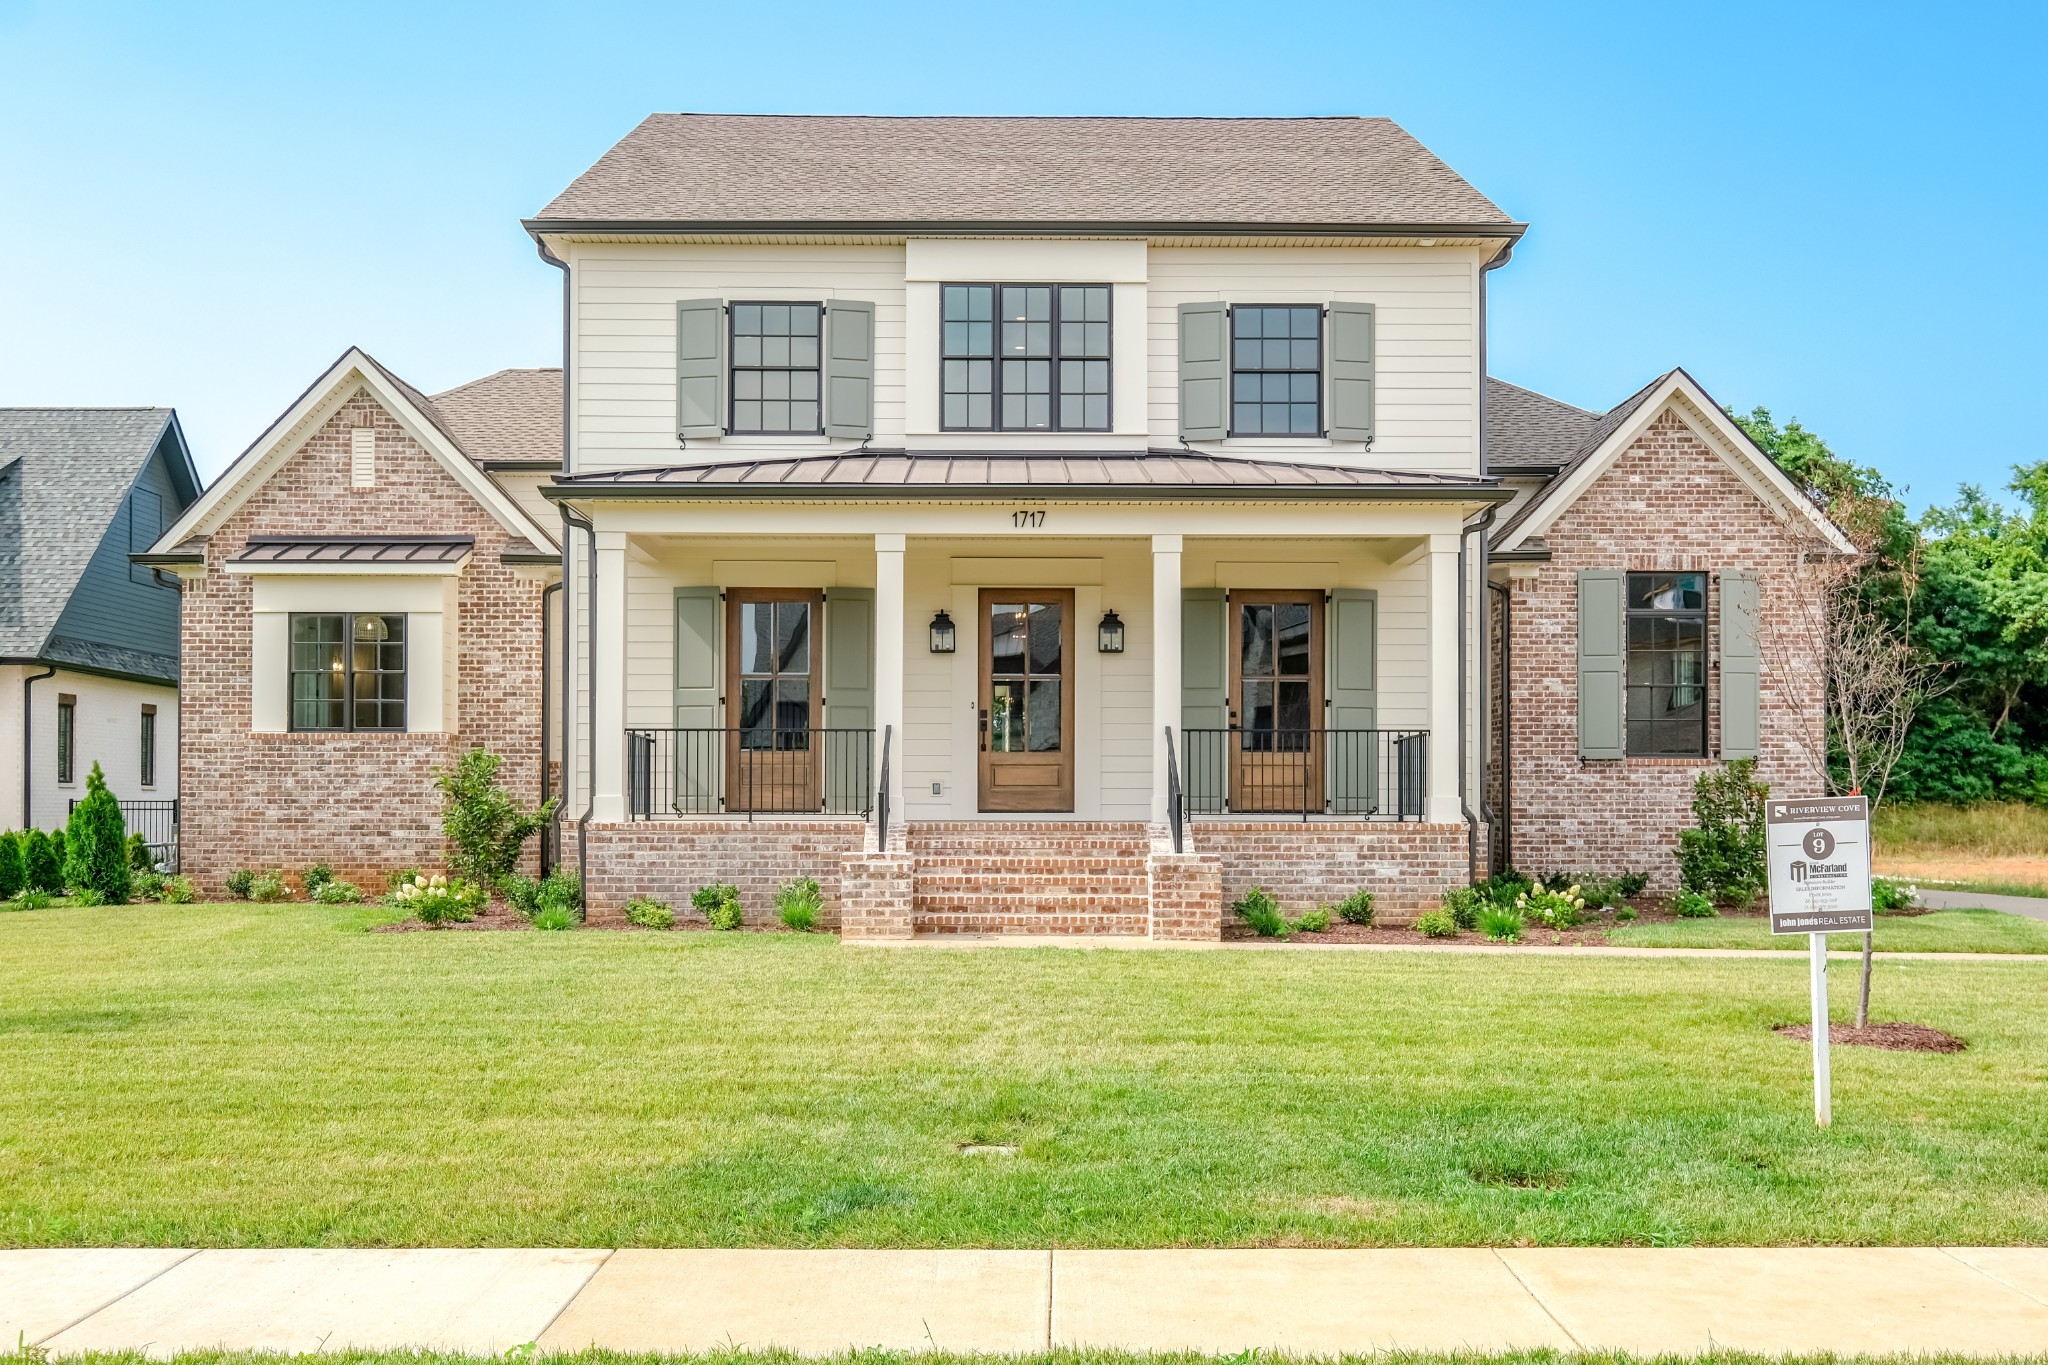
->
[1230,590,1324,813]
[978,589,1075,812]
[726,589,822,812]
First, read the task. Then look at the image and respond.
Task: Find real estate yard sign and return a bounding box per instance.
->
[1766,794,1874,1128]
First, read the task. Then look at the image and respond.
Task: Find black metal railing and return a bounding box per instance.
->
[626,728,874,820]
[876,724,893,850]
[1180,728,1428,821]
[1164,725,1185,852]
[71,796,179,870]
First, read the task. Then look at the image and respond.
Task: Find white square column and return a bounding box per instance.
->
[589,529,630,824]
[1425,533,1463,824]
[1151,533,1183,824]
[874,532,907,818]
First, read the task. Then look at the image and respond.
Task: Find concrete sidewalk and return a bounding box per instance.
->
[8,1247,2048,1358]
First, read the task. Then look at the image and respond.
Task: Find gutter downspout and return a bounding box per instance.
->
[1489,578,1513,872]
[1472,242,1514,880]
[537,234,579,889]
[538,578,562,874]
[21,664,55,829]
[1458,506,1497,881]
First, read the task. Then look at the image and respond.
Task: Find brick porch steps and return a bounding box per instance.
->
[905,821,1151,935]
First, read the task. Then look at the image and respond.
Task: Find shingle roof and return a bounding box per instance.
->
[533,115,1517,231]
[1485,377,1600,470]
[0,408,177,662]
[430,369,561,465]
[1491,370,1682,542]
[228,536,474,566]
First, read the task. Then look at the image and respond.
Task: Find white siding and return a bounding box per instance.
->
[2,665,179,832]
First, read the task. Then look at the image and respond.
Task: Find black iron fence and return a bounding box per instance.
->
[626,727,875,819]
[1180,728,1428,821]
[69,796,179,870]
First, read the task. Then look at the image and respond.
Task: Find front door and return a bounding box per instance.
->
[726,589,822,813]
[978,589,1075,812]
[1230,590,1324,813]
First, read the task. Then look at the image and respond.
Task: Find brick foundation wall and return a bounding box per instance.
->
[1147,849,1223,940]
[1502,407,1825,887]
[579,819,867,926]
[179,390,548,895]
[1199,820,1469,924]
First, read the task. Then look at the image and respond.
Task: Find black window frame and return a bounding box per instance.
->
[56,695,75,784]
[940,282,1113,433]
[288,612,409,733]
[728,300,825,436]
[139,704,157,788]
[1624,571,1710,758]
[1228,303,1326,438]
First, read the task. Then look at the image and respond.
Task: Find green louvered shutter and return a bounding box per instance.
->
[1177,302,1229,441]
[824,587,875,810]
[674,586,721,811]
[823,299,875,440]
[1326,301,1376,442]
[675,298,726,439]
[1577,569,1627,760]
[1181,588,1228,807]
[1720,569,1761,759]
[1327,588,1379,814]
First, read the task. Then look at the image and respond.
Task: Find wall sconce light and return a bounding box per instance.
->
[1097,609,1125,653]
[929,609,957,653]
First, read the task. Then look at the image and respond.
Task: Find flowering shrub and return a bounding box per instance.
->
[1872,877,1917,912]
[1517,884,1587,930]
[249,870,291,903]
[1672,889,1718,918]
[394,873,482,926]
[312,879,363,904]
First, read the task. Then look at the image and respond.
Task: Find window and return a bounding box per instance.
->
[1230,305,1323,436]
[730,303,822,434]
[140,705,157,787]
[942,284,1110,431]
[1626,572,1708,757]
[56,695,75,784]
[290,613,407,732]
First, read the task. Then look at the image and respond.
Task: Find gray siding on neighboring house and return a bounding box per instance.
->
[47,433,188,671]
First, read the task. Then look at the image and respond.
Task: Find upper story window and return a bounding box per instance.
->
[729,303,823,434]
[942,284,1110,432]
[291,613,407,732]
[1231,305,1323,436]
[1625,572,1707,757]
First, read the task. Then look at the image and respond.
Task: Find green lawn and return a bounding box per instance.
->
[1609,908,2048,954]
[3,903,2047,1248]
[52,1353,2048,1365]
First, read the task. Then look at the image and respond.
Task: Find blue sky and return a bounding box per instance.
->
[1,0,2041,507]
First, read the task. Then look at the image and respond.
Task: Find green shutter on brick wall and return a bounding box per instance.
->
[823,299,875,440]
[1327,588,1379,813]
[1177,301,1229,441]
[1720,568,1761,759]
[1577,568,1626,759]
[1181,587,1228,806]
[675,298,726,439]
[1325,301,1377,442]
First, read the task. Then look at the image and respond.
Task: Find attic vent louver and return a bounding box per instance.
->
[350,427,376,488]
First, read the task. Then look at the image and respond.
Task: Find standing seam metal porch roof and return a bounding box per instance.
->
[227,536,475,566]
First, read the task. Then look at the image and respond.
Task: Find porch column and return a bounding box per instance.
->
[1425,533,1463,824]
[589,529,630,824]
[1151,533,1183,824]
[874,532,907,820]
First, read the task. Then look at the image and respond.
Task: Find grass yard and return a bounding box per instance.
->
[1874,801,2048,899]
[3,903,2047,1249]
[1608,908,2048,954]
[42,1353,2048,1365]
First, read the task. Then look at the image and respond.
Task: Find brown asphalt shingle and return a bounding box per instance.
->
[429,368,562,464]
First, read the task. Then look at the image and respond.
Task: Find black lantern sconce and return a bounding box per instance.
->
[1097,609,1126,653]
[929,610,957,653]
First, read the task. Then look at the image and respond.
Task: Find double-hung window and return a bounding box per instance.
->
[139,705,157,787]
[1625,572,1708,757]
[942,284,1111,431]
[290,613,407,732]
[729,303,822,434]
[56,695,75,784]
[1231,305,1323,436]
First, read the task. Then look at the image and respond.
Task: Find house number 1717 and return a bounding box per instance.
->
[1012,509,1046,528]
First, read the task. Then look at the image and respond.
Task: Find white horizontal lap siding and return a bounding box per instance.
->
[572,243,907,472]
[1373,556,1432,733]
[1146,247,1479,472]
[625,556,680,730]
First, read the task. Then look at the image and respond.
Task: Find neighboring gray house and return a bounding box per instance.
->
[1,409,201,838]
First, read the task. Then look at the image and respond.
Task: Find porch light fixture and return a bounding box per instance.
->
[1097,610,1125,653]
[928,610,957,653]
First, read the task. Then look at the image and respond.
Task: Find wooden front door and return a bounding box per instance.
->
[1230,590,1324,813]
[726,589,822,813]
[977,589,1075,812]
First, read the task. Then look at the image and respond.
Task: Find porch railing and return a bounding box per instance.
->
[626,727,875,820]
[1164,725,1186,852]
[1180,728,1428,821]
[71,796,179,871]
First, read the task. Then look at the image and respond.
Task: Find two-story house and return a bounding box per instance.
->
[148,115,1850,933]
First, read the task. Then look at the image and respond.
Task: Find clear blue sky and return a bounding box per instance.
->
[2,0,2041,508]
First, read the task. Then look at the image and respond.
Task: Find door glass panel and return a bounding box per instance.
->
[1278,680,1313,735]
[737,598,813,748]
[1240,605,1273,676]
[739,603,773,675]
[1027,679,1061,752]
[991,680,1026,752]
[1276,604,1311,676]
[990,604,1026,674]
[776,602,810,673]
[1029,603,1062,673]
[739,679,773,746]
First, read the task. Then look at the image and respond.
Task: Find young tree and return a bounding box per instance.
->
[22,829,63,894]
[435,748,560,885]
[0,831,22,899]
[63,762,133,904]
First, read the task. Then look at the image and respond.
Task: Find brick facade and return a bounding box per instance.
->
[1146,846,1224,940]
[179,390,548,893]
[578,818,867,926]
[1198,820,1471,925]
[1498,407,1825,886]
[906,821,1152,934]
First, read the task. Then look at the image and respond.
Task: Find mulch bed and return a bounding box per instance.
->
[1776,1021,1967,1053]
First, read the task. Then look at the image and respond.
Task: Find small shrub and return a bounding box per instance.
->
[535,868,582,922]
[1517,884,1586,929]
[776,877,823,931]
[1676,759,1768,903]
[499,873,542,916]
[693,882,744,930]
[1440,886,1482,930]
[126,832,154,872]
[63,763,131,904]
[625,895,676,929]
[1872,876,1917,913]
[1574,877,1625,910]
[531,904,576,931]
[224,868,257,899]
[394,872,481,926]
[1479,905,1525,943]
[71,886,105,907]
[435,748,560,884]
[248,870,291,903]
[23,829,63,894]
[1472,871,1533,907]
[1291,906,1331,934]
[1614,904,1638,922]
[1332,888,1375,925]
[1616,871,1650,898]
[1414,909,1459,938]
[1232,886,1288,937]
[132,870,167,901]
[0,831,21,899]
[11,887,54,911]
[157,875,195,904]
[1672,889,1718,918]
[311,879,363,904]
[302,864,336,895]
[386,867,422,898]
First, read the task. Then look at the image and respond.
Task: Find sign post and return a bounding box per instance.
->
[1765,795,1874,1129]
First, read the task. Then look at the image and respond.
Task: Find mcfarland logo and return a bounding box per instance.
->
[1788,859,1848,883]
[1789,860,1808,883]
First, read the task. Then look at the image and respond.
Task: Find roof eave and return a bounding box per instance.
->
[524,217,1527,241]
[541,481,1516,505]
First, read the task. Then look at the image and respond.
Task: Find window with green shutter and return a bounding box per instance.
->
[1624,572,1708,757]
